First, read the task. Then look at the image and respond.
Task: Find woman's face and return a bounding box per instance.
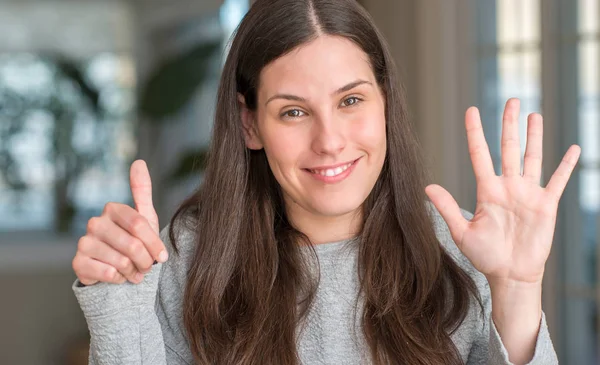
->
[242,35,387,230]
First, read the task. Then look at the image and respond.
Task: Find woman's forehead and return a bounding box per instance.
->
[258,35,374,99]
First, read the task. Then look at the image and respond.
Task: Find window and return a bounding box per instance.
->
[558,0,600,363]
[475,0,600,363]
[475,0,541,175]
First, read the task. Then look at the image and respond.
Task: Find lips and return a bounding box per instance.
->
[308,160,355,177]
[303,157,361,183]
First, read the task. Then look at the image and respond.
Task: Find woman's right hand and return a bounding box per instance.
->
[72,160,169,286]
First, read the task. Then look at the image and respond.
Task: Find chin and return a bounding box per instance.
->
[308,198,364,218]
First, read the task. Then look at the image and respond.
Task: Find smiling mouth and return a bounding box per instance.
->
[305,158,360,177]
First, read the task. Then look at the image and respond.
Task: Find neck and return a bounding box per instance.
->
[285,201,362,245]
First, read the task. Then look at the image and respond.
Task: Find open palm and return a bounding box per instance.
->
[426,98,581,285]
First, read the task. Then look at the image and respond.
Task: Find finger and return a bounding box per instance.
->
[130,160,159,234]
[100,203,168,263]
[546,145,581,202]
[465,106,496,181]
[501,98,522,177]
[78,235,144,283]
[88,213,157,272]
[425,184,469,247]
[523,113,543,184]
[73,252,127,286]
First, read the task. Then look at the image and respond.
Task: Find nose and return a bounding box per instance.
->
[310,112,346,156]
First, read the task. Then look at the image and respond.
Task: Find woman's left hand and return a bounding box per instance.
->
[425,98,581,287]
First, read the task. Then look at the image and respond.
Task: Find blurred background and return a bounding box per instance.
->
[0,0,597,363]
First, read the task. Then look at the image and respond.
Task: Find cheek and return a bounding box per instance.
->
[351,108,387,151]
[260,124,306,170]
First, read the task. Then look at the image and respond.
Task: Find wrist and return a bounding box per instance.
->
[488,278,542,325]
[487,278,543,364]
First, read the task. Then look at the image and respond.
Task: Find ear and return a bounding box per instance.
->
[238,93,263,150]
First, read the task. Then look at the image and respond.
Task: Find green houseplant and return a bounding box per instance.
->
[139,41,221,182]
[0,40,220,233]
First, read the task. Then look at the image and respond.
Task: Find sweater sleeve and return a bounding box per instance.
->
[466,282,559,365]
[72,226,191,365]
[486,311,558,364]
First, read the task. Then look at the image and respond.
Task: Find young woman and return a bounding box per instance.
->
[71,0,579,364]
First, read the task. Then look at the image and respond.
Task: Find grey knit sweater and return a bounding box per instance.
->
[72,207,558,364]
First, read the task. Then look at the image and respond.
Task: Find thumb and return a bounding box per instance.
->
[130,159,159,233]
[425,184,468,247]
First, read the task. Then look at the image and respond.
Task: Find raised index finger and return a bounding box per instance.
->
[130,159,159,234]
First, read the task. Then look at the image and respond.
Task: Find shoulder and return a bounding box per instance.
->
[156,212,198,305]
[425,201,493,351]
[425,201,489,295]
[159,214,197,261]
[155,216,197,360]
[158,213,198,286]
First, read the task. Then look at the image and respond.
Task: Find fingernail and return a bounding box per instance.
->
[158,250,168,263]
[135,272,144,282]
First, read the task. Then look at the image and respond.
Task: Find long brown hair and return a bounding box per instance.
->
[168,0,481,363]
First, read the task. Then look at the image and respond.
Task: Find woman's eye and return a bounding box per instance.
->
[282,109,304,118]
[342,96,361,107]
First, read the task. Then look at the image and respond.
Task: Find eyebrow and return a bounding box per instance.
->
[265,79,372,106]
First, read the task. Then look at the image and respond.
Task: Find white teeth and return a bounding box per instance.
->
[311,161,353,177]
